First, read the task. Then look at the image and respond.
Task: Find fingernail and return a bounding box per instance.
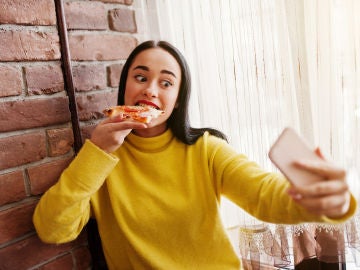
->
[291,193,302,200]
[288,189,302,200]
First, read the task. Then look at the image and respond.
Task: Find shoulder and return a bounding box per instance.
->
[196,131,235,156]
[201,131,228,143]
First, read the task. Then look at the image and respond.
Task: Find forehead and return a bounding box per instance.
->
[130,48,181,76]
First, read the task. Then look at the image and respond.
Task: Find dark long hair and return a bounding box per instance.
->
[118,40,227,145]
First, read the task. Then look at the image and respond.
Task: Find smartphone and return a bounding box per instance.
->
[268,127,324,186]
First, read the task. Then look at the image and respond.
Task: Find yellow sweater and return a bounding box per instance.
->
[33,130,356,270]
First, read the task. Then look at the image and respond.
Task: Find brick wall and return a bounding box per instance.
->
[0,0,139,269]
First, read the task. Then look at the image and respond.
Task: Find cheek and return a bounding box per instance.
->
[124,81,139,103]
[169,90,180,107]
[163,94,179,116]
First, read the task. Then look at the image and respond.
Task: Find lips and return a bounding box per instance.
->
[135,100,161,110]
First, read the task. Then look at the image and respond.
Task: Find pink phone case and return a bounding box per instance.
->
[268,127,323,186]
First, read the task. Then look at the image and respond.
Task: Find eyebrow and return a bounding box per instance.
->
[133,65,177,78]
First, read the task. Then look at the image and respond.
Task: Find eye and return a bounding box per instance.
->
[160,80,173,88]
[134,75,147,82]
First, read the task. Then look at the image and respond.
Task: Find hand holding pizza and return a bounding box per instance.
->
[90,114,148,153]
[91,105,164,153]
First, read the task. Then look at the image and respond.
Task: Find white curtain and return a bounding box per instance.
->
[135,0,360,267]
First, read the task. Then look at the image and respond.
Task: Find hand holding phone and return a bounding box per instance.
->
[268,127,324,187]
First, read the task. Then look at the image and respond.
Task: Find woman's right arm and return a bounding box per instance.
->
[33,116,147,243]
[33,139,119,243]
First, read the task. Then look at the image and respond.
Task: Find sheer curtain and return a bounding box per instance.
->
[134,0,359,268]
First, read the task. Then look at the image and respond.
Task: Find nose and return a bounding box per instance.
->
[143,84,158,98]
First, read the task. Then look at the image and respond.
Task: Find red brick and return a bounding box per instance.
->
[65,1,107,30]
[109,8,137,33]
[25,64,64,95]
[38,254,74,270]
[0,201,36,245]
[0,132,47,171]
[76,91,118,121]
[73,64,107,92]
[93,0,133,4]
[0,234,84,270]
[0,30,60,61]
[81,124,97,142]
[0,171,26,206]
[0,0,56,25]
[108,63,123,87]
[0,66,22,97]
[69,34,137,61]
[47,128,74,157]
[27,157,73,195]
[74,246,92,270]
[0,97,71,132]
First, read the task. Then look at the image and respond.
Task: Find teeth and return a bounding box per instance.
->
[137,103,157,110]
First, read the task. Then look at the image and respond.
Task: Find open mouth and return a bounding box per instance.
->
[135,100,161,110]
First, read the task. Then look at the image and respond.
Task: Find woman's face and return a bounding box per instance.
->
[124,48,181,136]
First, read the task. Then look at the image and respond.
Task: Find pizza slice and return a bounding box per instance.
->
[103,105,164,124]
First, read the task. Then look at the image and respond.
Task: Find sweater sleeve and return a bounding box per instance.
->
[33,139,119,244]
[207,135,357,224]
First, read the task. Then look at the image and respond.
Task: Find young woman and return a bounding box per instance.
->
[33,40,356,270]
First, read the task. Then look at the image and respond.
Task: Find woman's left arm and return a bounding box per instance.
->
[209,136,357,224]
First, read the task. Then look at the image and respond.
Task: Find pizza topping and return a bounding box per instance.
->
[103,105,164,123]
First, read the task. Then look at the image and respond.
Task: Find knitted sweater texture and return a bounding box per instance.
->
[33,130,356,269]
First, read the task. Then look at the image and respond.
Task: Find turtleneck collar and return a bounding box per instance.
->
[125,129,175,152]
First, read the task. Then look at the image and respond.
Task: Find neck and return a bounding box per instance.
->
[133,124,167,137]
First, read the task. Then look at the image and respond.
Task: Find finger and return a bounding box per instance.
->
[289,179,348,198]
[303,194,350,218]
[101,114,126,124]
[324,203,350,218]
[304,203,347,217]
[293,160,346,179]
[314,147,325,160]
[293,192,349,216]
